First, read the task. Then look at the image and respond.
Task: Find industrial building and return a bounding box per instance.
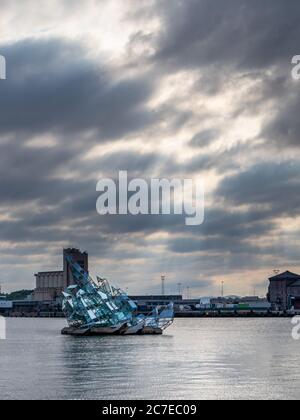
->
[268,271,300,310]
[33,248,88,302]
[6,250,300,316]
[0,296,13,316]
[130,295,184,313]
[33,271,64,302]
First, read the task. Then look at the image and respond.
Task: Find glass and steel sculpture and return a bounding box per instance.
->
[61,257,174,336]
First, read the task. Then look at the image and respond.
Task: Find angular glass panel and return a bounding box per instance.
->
[62,256,174,334]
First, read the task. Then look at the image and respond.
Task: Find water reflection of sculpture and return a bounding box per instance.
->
[61,257,174,336]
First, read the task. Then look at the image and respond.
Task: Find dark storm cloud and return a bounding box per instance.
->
[189,129,219,148]
[0,138,78,204]
[0,38,155,139]
[169,236,259,255]
[262,93,300,147]
[217,161,300,217]
[188,207,275,239]
[153,0,300,72]
[166,209,287,260]
[61,190,276,249]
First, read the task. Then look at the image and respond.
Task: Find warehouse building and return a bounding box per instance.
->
[0,296,13,315]
[268,271,300,310]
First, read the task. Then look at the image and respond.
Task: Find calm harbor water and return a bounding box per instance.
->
[0,318,299,400]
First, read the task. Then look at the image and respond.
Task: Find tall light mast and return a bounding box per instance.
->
[177,282,182,295]
[161,275,166,296]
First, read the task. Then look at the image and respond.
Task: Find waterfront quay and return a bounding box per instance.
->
[175,310,297,318]
[1,248,300,319]
[1,299,297,318]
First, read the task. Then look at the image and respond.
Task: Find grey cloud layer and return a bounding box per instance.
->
[1,1,300,294]
[153,0,300,71]
[0,38,155,139]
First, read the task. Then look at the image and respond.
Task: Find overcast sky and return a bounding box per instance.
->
[0,0,300,296]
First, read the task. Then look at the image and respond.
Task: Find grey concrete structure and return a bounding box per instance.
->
[33,248,89,302]
[63,248,88,287]
[33,271,64,301]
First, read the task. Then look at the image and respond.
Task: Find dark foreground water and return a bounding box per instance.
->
[0,318,299,400]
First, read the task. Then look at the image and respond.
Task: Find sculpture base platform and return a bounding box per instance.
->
[61,325,164,336]
[141,326,163,335]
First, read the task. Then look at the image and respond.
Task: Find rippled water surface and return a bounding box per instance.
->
[0,318,299,400]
